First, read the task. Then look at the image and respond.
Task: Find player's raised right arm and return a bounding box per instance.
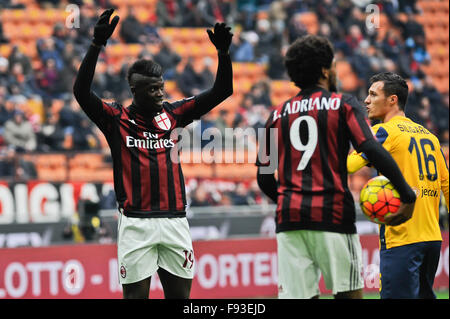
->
[73,9,119,118]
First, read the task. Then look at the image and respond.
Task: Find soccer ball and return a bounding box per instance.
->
[359,176,401,224]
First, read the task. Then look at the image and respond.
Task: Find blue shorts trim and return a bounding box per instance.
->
[380,241,441,299]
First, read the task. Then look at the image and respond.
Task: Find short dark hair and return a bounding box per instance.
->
[127,59,163,85]
[369,72,409,110]
[284,35,334,89]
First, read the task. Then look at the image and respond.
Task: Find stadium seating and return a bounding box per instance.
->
[34,153,68,182]
[416,0,449,94]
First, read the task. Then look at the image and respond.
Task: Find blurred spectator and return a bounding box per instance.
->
[350,40,373,89]
[198,0,231,26]
[236,0,257,30]
[7,47,32,80]
[268,1,287,34]
[399,11,425,43]
[60,51,80,95]
[9,62,36,98]
[287,13,308,44]
[229,28,255,62]
[119,6,148,44]
[343,7,367,36]
[156,0,184,27]
[182,0,213,27]
[229,182,253,205]
[101,64,129,102]
[69,5,97,49]
[36,58,64,99]
[190,183,218,206]
[58,98,100,151]
[37,38,65,71]
[266,43,287,80]
[3,110,37,152]
[52,23,68,47]
[0,147,37,180]
[59,97,80,126]
[398,0,420,14]
[22,101,41,134]
[422,76,449,136]
[38,111,65,151]
[176,57,212,97]
[251,80,271,107]
[142,19,161,45]
[72,116,101,151]
[381,29,403,62]
[0,147,15,178]
[200,56,215,85]
[254,19,279,64]
[409,36,430,65]
[153,38,182,80]
[345,24,364,55]
[1,0,25,9]
[0,56,13,88]
[0,94,15,126]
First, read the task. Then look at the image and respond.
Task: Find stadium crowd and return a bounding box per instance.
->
[0,0,448,212]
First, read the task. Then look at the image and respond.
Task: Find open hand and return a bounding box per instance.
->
[207,22,233,53]
[93,8,120,46]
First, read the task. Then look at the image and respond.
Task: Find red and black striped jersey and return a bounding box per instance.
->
[257,87,375,234]
[86,97,199,218]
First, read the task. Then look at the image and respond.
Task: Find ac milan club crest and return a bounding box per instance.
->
[154,112,171,131]
[120,265,127,278]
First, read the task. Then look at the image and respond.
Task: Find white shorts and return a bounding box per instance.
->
[117,214,195,285]
[276,230,364,299]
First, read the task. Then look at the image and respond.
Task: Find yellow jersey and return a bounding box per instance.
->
[347,116,449,249]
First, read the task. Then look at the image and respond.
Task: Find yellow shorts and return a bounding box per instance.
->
[117,214,195,284]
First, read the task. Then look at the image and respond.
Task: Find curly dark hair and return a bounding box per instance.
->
[284,35,334,89]
[369,72,409,111]
[127,59,163,85]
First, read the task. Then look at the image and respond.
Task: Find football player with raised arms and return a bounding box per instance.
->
[73,9,233,299]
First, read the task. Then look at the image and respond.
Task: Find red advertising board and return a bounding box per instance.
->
[0,234,448,299]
